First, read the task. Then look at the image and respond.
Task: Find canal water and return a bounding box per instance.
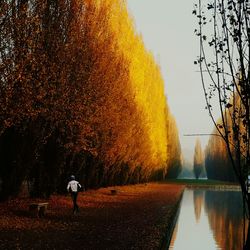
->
[169,189,245,250]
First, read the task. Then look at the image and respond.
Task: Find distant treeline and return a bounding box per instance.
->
[0,0,181,200]
[204,95,245,182]
[205,126,237,182]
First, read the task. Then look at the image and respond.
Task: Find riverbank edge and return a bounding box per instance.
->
[159,189,184,250]
[186,184,241,191]
[164,180,241,191]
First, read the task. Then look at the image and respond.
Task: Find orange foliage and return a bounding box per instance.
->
[166,113,182,178]
[0,0,182,197]
[78,0,181,179]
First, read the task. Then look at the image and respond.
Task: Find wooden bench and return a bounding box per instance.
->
[29,202,49,217]
[110,189,118,195]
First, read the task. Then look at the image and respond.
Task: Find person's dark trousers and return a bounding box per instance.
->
[71,192,79,213]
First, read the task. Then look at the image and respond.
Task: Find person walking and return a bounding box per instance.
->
[67,175,82,214]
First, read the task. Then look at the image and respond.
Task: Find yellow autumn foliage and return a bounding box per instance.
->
[81,0,180,179]
[0,0,182,192]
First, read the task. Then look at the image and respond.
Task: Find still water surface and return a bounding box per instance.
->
[169,189,245,250]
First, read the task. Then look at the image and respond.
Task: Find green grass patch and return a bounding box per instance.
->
[163,178,239,186]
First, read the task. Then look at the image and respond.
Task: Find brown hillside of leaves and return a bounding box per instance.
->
[0,183,183,250]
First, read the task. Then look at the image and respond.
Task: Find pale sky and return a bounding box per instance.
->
[127,0,220,163]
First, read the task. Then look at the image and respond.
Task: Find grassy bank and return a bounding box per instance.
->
[163,179,240,190]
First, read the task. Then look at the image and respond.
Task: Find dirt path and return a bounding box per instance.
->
[0,183,184,250]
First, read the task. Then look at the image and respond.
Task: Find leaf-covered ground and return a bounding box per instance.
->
[0,183,184,250]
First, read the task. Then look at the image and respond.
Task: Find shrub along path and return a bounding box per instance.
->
[0,183,184,250]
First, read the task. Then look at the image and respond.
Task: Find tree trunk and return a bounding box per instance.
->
[244,219,250,250]
[244,194,250,249]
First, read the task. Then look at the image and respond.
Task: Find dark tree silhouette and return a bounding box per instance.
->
[194,0,250,248]
[205,124,237,182]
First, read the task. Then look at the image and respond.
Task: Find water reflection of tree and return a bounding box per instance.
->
[193,189,205,223]
[205,191,245,250]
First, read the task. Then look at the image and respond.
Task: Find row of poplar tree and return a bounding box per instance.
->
[0,0,182,200]
[193,127,238,182]
[205,94,244,182]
